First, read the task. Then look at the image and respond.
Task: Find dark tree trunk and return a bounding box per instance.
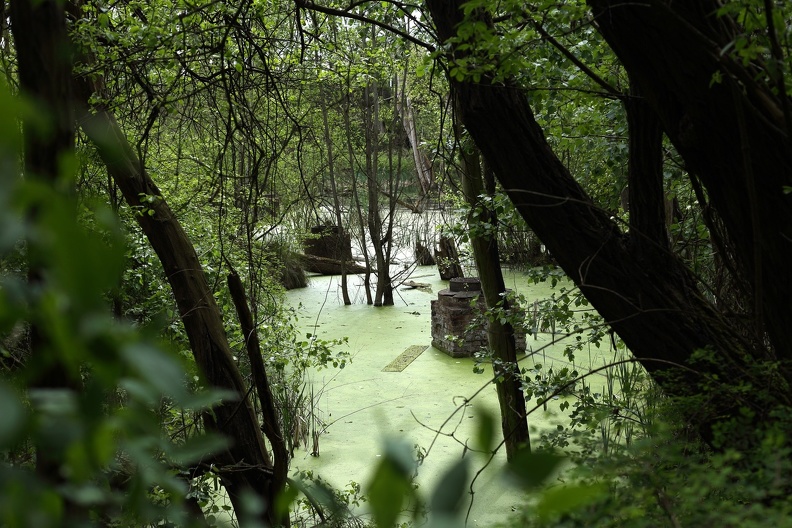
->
[587,0,792,357]
[458,130,530,460]
[344,103,374,305]
[11,0,83,520]
[320,87,351,305]
[625,80,668,254]
[75,102,281,525]
[424,0,778,441]
[364,80,393,306]
[227,271,290,527]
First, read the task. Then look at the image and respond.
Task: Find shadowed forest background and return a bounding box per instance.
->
[2,0,792,526]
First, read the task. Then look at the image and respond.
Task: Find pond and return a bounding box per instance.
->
[282,265,614,526]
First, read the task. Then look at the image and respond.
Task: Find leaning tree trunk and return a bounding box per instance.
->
[586,0,792,361]
[75,93,282,526]
[424,0,783,442]
[457,126,530,461]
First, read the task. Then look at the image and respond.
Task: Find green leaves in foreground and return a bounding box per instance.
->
[367,438,421,527]
[366,437,473,528]
[507,447,607,522]
[428,458,469,527]
[0,85,230,526]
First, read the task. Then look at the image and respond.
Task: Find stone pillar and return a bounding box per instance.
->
[430,277,526,358]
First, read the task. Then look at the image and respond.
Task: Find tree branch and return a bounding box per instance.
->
[294,0,435,52]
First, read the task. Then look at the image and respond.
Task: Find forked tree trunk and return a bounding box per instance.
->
[343,96,374,305]
[587,0,792,359]
[424,0,781,442]
[364,79,393,306]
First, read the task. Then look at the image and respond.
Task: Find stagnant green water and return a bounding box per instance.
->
[274,266,614,526]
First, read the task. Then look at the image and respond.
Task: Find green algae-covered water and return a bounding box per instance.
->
[282,266,614,526]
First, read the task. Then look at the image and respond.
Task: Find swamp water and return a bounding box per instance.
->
[276,266,615,526]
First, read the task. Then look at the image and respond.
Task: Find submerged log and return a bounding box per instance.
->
[299,253,369,275]
[401,280,432,292]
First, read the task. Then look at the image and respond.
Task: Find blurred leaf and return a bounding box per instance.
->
[506,448,565,488]
[309,477,347,518]
[121,343,187,402]
[170,433,229,465]
[238,489,267,528]
[536,482,607,521]
[367,461,412,528]
[383,437,417,477]
[367,438,418,528]
[429,458,468,517]
[0,383,27,445]
[179,388,237,411]
[274,483,300,520]
[119,377,159,404]
[474,408,496,453]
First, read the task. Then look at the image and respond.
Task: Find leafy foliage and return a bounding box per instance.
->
[0,86,230,527]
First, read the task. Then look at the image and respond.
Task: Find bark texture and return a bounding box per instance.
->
[625,81,668,254]
[458,135,530,460]
[424,0,781,437]
[587,0,792,358]
[227,271,289,526]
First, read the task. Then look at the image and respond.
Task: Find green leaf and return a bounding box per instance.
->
[383,437,417,477]
[0,383,27,444]
[367,438,418,528]
[179,388,237,411]
[274,484,300,520]
[429,458,468,516]
[536,482,607,521]
[474,408,496,453]
[170,433,229,465]
[506,448,565,488]
[121,342,188,402]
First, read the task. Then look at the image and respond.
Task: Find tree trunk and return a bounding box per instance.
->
[424,0,774,442]
[398,76,434,197]
[587,0,792,359]
[364,79,393,306]
[300,253,368,275]
[75,98,281,526]
[435,236,464,280]
[320,83,351,305]
[457,126,530,461]
[12,0,84,521]
[227,271,289,527]
[343,96,374,305]
[625,80,668,254]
